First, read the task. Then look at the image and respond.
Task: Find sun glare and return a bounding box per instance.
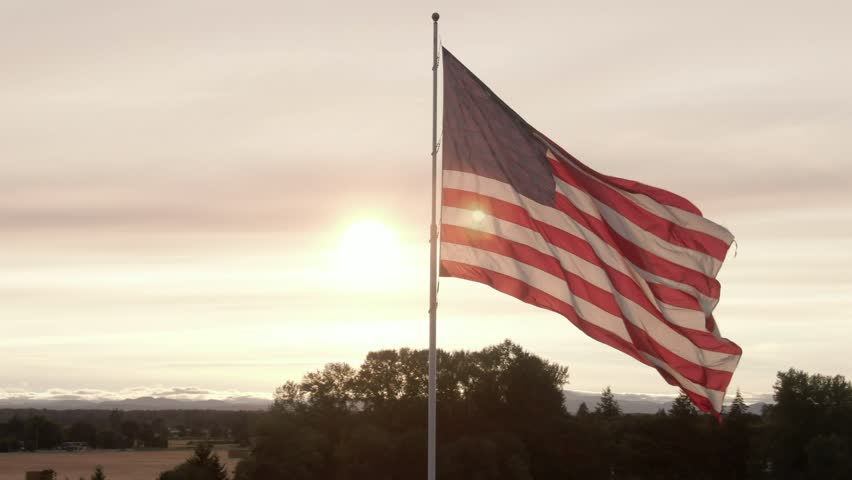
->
[337,220,402,284]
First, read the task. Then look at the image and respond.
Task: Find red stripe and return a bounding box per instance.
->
[552,192,720,300]
[443,185,720,300]
[443,188,719,303]
[442,188,693,312]
[656,371,721,419]
[444,187,709,312]
[441,225,736,390]
[706,314,719,334]
[684,389,721,421]
[547,157,730,261]
[440,260,721,416]
[442,189,741,355]
[647,282,702,311]
[440,259,653,367]
[535,130,703,216]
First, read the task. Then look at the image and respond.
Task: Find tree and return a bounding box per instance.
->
[465,340,568,422]
[67,421,97,447]
[108,410,123,432]
[767,369,852,478]
[594,387,621,417]
[669,391,698,417]
[120,420,140,448]
[354,349,404,410]
[25,416,63,450]
[96,430,120,449]
[576,402,589,417]
[438,436,499,480]
[397,347,428,400]
[728,388,749,417]
[301,362,357,410]
[273,381,306,412]
[727,388,748,418]
[91,465,106,480]
[721,388,763,480]
[242,413,329,479]
[158,442,228,480]
[806,434,852,480]
[332,423,393,480]
[237,341,570,479]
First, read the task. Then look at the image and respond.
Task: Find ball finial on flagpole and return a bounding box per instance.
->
[432,12,440,21]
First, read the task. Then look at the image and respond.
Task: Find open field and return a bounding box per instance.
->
[0,449,239,480]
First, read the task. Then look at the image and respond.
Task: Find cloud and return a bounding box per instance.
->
[0,386,270,403]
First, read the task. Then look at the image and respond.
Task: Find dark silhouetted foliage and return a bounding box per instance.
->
[158,442,228,480]
[669,391,699,417]
[226,344,852,479]
[594,386,621,417]
[765,368,852,479]
[90,465,106,480]
[728,389,748,418]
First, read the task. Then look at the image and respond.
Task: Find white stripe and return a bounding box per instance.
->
[633,267,718,315]
[441,242,631,341]
[537,141,734,244]
[442,170,720,313]
[553,176,724,276]
[618,190,733,244]
[440,241,739,373]
[442,206,708,332]
[642,353,726,412]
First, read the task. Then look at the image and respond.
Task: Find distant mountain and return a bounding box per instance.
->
[746,402,768,415]
[0,390,770,414]
[563,391,770,415]
[0,395,270,411]
[564,390,672,414]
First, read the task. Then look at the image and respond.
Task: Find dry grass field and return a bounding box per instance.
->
[0,449,239,480]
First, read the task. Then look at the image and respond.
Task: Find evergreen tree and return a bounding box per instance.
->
[594,387,621,417]
[90,465,106,480]
[727,389,748,417]
[158,443,228,480]
[576,402,589,417]
[669,391,698,417]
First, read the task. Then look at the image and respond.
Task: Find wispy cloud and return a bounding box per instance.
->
[0,386,271,403]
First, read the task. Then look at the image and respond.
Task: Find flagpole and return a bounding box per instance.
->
[428,11,440,480]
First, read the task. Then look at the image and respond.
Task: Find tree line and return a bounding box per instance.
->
[231,340,851,480]
[0,409,256,451]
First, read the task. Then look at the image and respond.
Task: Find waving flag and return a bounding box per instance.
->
[438,47,741,417]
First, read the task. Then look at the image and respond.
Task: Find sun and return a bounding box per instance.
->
[337,220,402,284]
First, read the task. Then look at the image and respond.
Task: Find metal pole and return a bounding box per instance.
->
[428,11,440,480]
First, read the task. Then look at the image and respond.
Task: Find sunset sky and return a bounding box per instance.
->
[2,1,850,405]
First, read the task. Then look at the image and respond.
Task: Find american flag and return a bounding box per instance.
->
[438,48,741,417]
